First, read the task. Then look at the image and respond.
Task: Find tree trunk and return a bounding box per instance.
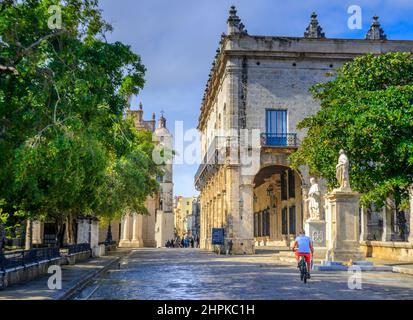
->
[66,212,78,244]
[55,220,65,248]
[25,219,32,250]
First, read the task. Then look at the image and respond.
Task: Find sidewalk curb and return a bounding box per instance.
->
[58,256,121,300]
[392,266,413,276]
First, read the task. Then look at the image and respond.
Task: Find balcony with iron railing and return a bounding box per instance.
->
[194,136,228,191]
[260,133,299,148]
[195,133,299,190]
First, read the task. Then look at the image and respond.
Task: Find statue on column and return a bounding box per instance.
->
[306,178,321,220]
[335,149,351,191]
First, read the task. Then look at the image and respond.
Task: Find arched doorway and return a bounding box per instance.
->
[253,165,303,247]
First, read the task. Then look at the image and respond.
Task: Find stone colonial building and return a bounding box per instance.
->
[195,7,413,255]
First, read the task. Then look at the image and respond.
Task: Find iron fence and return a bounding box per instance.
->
[67,243,91,255]
[0,247,60,271]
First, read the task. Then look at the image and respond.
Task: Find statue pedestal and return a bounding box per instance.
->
[324,189,364,262]
[304,219,326,259]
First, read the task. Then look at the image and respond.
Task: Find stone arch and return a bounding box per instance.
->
[252,162,305,247]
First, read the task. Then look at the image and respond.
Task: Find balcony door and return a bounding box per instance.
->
[266,109,287,146]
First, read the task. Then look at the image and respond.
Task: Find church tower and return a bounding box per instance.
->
[154,112,175,247]
[119,104,174,248]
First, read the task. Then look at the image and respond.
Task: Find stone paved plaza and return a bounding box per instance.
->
[74,248,413,300]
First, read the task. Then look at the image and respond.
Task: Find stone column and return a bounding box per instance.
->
[119,214,131,247]
[382,199,394,242]
[218,193,223,228]
[408,186,413,243]
[90,220,99,248]
[302,185,309,223]
[131,213,143,247]
[77,219,90,244]
[324,189,364,261]
[237,182,255,254]
[32,220,43,245]
[360,206,368,241]
[212,197,216,230]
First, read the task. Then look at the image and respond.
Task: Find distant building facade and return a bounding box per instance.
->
[174,196,198,238]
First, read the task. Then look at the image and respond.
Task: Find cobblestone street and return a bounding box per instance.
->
[74,248,413,300]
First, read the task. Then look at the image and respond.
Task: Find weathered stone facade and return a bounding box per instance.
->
[195,7,413,255]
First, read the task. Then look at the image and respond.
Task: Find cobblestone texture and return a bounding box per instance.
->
[74,248,413,300]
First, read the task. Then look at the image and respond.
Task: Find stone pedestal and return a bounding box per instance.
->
[91,220,99,245]
[230,238,255,255]
[119,214,131,247]
[77,219,90,244]
[382,203,395,242]
[304,219,326,259]
[325,189,364,261]
[359,207,368,241]
[32,220,43,245]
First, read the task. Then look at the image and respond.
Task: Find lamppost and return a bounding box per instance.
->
[105,223,113,244]
[266,184,276,239]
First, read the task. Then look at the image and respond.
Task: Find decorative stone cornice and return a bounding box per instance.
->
[366,16,387,40]
[304,12,325,39]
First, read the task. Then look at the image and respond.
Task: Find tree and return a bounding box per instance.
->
[0,0,159,247]
[290,52,413,210]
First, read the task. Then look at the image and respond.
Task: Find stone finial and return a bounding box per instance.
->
[304,12,325,39]
[152,112,156,120]
[227,5,247,35]
[135,102,143,124]
[366,16,387,40]
[158,110,166,128]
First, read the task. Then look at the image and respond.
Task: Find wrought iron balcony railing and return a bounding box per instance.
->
[260,133,298,148]
[194,136,228,190]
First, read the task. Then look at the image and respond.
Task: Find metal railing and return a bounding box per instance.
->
[194,136,228,190]
[67,243,91,255]
[0,247,60,271]
[260,133,298,147]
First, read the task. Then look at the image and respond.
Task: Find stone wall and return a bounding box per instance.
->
[360,240,413,262]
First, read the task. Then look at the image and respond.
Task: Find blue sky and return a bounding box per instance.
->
[99,0,413,197]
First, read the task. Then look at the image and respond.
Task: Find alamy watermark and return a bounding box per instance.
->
[48,5,62,30]
[347,5,363,30]
[47,265,62,290]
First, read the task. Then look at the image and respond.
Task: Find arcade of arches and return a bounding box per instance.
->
[253,165,303,247]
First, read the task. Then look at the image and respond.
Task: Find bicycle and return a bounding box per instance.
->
[298,255,309,284]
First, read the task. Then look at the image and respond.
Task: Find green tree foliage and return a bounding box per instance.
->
[0,0,159,246]
[290,52,413,209]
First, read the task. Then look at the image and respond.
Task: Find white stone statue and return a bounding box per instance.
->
[335,149,351,191]
[306,177,321,220]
